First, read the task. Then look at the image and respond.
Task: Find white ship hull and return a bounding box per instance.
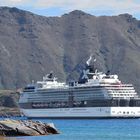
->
[21,107,140,118]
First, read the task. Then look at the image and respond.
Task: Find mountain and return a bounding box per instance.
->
[0,7,140,93]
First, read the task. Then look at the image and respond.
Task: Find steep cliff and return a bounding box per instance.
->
[0,7,140,94]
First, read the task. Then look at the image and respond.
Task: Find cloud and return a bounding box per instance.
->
[33,0,140,16]
[10,0,22,2]
[44,0,140,14]
[0,0,140,16]
[0,0,32,7]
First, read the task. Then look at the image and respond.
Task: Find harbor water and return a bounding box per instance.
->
[1,118,140,140]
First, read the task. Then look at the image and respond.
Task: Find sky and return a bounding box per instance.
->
[0,0,140,19]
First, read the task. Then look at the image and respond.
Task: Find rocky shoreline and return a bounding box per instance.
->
[0,107,21,117]
[0,119,59,136]
[0,90,21,116]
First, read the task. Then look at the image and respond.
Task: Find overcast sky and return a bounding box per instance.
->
[0,0,140,19]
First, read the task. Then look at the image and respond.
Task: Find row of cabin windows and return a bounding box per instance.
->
[28,91,105,98]
[106,87,134,89]
[28,99,68,102]
[28,94,69,98]
[27,90,135,97]
[112,111,140,114]
[111,94,135,97]
[109,90,135,93]
[28,93,104,99]
[30,90,103,96]
[37,88,103,92]
[28,96,104,102]
[28,97,68,100]
[28,96,105,102]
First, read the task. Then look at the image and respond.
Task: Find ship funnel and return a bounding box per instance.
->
[106,70,110,76]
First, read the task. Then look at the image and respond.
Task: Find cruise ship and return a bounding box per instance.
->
[19,56,140,118]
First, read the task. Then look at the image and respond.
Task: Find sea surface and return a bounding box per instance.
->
[1,118,140,140]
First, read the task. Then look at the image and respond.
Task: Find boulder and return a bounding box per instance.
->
[0,119,59,136]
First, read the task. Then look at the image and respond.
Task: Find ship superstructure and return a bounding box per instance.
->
[19,56,140,118]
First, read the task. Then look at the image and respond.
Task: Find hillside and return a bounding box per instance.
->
[0,90,20,116]
[0,7,140,93]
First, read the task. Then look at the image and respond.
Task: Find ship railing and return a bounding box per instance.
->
[133,97,140,99]
[111,96,140,99]
[23,89,35,92]
[100,84,133,86]
[36,85,69,90]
